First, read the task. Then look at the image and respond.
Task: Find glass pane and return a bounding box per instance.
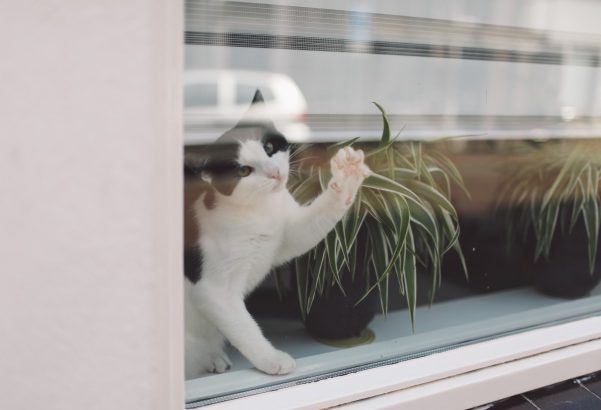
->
[184,1,601,406]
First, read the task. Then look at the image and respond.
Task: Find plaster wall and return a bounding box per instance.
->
[0,1,183,409]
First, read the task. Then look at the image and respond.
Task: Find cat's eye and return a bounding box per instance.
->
[237,165,253,177]
[264,141,274,155]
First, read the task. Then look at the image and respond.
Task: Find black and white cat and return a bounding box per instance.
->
[183,91,370,379]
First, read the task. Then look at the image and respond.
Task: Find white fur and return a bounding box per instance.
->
[185,143,370,378]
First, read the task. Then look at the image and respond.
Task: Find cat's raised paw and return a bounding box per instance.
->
[254,349,296,375]
[329,147,371,205]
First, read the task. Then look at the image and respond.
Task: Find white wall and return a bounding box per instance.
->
[0,1,183,409]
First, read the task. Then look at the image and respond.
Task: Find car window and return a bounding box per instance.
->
[185,83,218,107]
[236,83,274,104]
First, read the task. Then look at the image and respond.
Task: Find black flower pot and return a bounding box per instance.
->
[303,273,379,340]
[445,209,535,292]
[534,217,601,298]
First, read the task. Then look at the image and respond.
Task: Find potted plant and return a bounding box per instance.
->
[497,140,601,298]
[288,104,468,342]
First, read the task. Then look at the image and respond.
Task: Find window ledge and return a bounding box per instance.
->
[199,315,601,409]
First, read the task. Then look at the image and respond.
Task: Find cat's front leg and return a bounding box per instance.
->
[276,147,370,264]
[252,348,296,375]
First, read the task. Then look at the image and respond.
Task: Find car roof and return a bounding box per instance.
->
[184,69,290,85]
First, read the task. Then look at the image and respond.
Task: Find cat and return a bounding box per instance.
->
[183,90,370,379]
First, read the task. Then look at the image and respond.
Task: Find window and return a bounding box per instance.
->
[184,1,601,407]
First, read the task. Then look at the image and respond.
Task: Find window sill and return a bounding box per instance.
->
[196,315,601,409]
[187,285,601,407]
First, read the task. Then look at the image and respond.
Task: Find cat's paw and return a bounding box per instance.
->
[253,349,296,375]
[329,147,371,206]
[208,352,232,373]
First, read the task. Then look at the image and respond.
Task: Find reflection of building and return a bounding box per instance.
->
[186,1,601,141]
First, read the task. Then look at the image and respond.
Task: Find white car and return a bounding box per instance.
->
[184,69,310,144]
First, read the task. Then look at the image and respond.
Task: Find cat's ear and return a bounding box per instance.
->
[237,88,274,128]
[251,89,264,105]
[216,89,277,143]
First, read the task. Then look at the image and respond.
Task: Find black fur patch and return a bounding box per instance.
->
[262,131,289,157]
[203,144,243,196]
[185,143,243,197]
[184,246,203,283]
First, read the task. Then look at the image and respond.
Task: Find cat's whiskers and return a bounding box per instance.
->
[289,155,320,166]
[288,144,312,161]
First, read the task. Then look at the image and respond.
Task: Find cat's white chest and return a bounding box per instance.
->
[219,194,285,242]
[197,192,287,293]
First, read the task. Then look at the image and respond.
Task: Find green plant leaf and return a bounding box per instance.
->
[318,167,330,192]
[324,231,345,292]
[356,221,390,309]
[335,217,351,271]
[361,187,391,229]
[372,102,391,146]
[407,199,440,250]
[406,179,458,220]
[362,173,422,203]
[307,244,328,313]
[426,165,452,197]
[440,209,461,254]
[357,198,410,306]
[273,267,285,301]
[541,200,560,259]
[541,152,574,210]
[427,150,470,198]
[571,180,586,232]
[403,229,417,330]
[291,173,321,205]
[374,167,417,181]
[295,256,309,319]
[582,196,600,274]
[342,200,367,273]
[327,137,361,152]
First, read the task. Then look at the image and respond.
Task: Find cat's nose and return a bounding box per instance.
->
[267,168,281,180]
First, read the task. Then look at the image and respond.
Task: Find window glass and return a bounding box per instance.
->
[184,0,601,407]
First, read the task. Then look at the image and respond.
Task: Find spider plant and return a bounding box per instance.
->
[498,140,601,275]
[289,103,467,329]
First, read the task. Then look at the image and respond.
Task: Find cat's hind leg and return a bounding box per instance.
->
[185,333,213,379]
[185,299,231,377]
[208,348,232,373]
